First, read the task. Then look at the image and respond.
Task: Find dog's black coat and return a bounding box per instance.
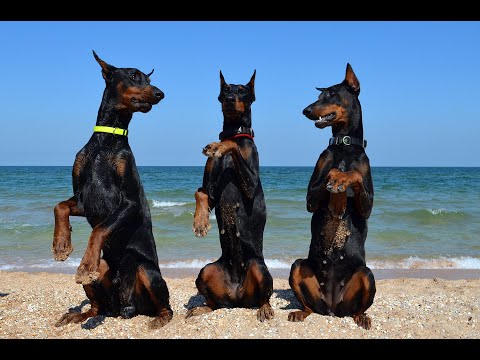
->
[52,51,172,328]
[288,64,375,329]
[188,71,274,321]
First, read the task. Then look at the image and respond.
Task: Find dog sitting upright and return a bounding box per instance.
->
[52,51,173,328]
[187,71,274,321]
[288,64,375,329]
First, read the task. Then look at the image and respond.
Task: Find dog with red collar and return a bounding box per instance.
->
[187,70,274,322]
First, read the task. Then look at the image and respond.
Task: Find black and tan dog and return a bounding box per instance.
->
[288,64,375,329]
[52,51,173,328]
[187,71,274,321]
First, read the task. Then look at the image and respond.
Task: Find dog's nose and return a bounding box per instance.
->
[226,94,236,103]
[154,89,164,100]
[303,107,312,116]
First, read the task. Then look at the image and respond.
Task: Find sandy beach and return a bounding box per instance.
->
[0,270,479,339]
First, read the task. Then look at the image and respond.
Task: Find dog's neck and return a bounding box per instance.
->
[222,108,252,132]
[331,102,363,139]
[95,88,133,129]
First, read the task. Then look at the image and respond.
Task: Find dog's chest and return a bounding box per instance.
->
[78,154,123,216]
[321,215,350,253]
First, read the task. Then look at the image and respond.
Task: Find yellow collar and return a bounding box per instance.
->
[93,126,128,136]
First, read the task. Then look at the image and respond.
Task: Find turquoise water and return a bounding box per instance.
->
[0,166,479,272]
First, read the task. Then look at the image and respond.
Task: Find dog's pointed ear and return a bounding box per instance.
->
[220,70,226,88]
[247,69,256,101]
[93,50,116,81]
[345,63,360,94]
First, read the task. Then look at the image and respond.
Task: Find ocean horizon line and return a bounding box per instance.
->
[1,165,479,168]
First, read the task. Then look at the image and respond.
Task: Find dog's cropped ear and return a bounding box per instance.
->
[345,63,360,94]
[247,69,256,101]
[93,50,116,81]
[220,70,226,88]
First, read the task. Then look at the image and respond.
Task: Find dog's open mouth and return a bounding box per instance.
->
[314,112,336,128]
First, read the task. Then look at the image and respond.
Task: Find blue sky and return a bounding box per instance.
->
[0,21,479,166]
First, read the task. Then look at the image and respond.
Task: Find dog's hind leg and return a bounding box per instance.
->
[186,262,233,318]
[56,259,113,326]
[335,266,376,329]
[288,259,328,322]
[238,258,274,322]
[134,264,173,329]
[52,197,84,261]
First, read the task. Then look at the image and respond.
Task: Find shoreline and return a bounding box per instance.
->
[3,267,479,280]
[0,270,479,339]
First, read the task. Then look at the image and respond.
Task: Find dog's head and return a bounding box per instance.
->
[218,70,256,126]
[303,63,361,131]
[93,50,164,113]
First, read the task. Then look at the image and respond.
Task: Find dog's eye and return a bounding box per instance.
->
[130,74,137,81]
[328,90,336,97]
[224,85,231,92]
[237,87,245,94]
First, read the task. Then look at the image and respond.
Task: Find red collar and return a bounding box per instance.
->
[221,133,254,142]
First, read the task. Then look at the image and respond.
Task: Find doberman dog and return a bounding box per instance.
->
[187,71,274,322]
[52,51,173,328]
[288,64,375,329]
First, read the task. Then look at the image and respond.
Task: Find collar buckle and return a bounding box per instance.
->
[342,136,351,145]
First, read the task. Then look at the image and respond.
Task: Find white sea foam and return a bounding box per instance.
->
[30,258,81,269]
[161,259,214,268]
[159,258,292,269]
[152,200,188,208]
[265,258,291,269]
[0,257,82,272]
[369,256,480,269]
[427,208,462,216]
[2,256,479,273]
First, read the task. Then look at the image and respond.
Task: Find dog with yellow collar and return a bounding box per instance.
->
[52,51,173,328]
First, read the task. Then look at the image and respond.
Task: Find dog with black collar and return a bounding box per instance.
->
[288,64,376,329]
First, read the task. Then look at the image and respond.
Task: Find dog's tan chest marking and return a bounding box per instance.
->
[321,214,350,254]
[106,155,127,177]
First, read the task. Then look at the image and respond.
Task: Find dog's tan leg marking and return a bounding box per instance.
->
[326,168,363,194]
[53,197,83,261]
[56,259,111,326]
[341,269,375,330]
[202,140,238,158]
[288,261,321,322]
[75,226,110,285]
[192,189,212,237]
[238,261,274,322]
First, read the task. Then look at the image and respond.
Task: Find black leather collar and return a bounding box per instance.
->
[219,126,255,141]
[329,136,367,148]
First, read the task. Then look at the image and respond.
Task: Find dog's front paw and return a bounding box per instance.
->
[353,314,372,330]
[326,169,362,193]
[202,142,227,157]
[75,263,100,285]
[287,310,311,322]
[52,228,73,261]
[257,303,274,322]
[192,214,211,237]
[326,169,346,193]
[149,308,173,329]
[185,306,213,319]
[55,311,85,327]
